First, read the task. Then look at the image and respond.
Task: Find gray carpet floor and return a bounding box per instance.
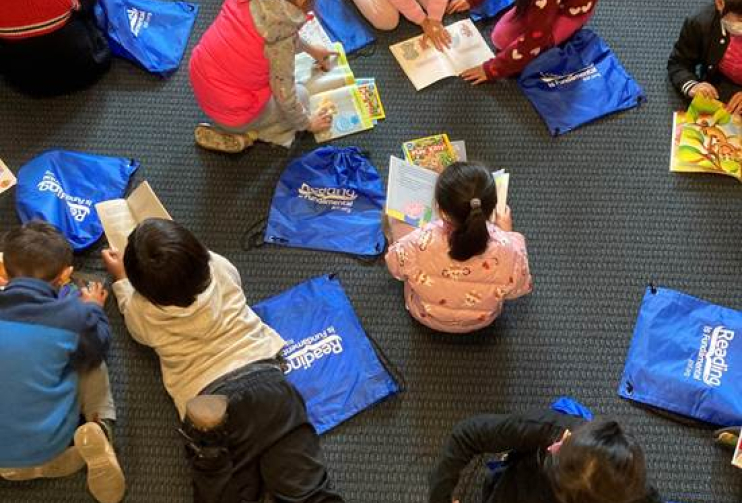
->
[2,0,742,501]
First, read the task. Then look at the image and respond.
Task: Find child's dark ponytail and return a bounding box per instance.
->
[435,162,497,262]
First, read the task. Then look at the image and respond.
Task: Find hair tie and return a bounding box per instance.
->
[470,198,482,210]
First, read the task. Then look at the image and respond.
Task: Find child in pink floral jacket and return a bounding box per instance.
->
[385,162,532,333]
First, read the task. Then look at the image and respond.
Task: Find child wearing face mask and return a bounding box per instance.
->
[669,0,742,113]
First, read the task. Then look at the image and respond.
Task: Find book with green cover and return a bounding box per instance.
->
[670,95,742,181]
[402,134,458,172]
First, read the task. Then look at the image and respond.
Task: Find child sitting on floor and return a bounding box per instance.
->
[460,0,598,84]
[429,409,663,503]
[385,162,532,334]
[0,221,124,503]
[189,0,334,153]
[101,218,344,503]
[668,0,742,111]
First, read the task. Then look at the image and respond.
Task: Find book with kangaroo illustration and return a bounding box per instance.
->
[95,181,171,253]
[670,95,742,181]
[389,19,495,91]
[386,155,510,228]
[402,134,458,172]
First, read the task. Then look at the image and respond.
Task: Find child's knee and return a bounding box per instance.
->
[371,13,400,31]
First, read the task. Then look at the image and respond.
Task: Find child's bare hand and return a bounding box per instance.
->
[446,0,470,13]
[102,248,126,281]
[80,282,108,307]
[689,82,719,100]
[495,205,513,232]
[461,65,489,85]
[727,92,742,115]
[308,109,333,133]
[421,19,452,52]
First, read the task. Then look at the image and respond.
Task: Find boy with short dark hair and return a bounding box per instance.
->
[102,218,344,503]
[0,221,125,503]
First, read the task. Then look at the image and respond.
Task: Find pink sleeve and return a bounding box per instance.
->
[387,0,427,25]
[503,232,532,300]
[385,229,422,280]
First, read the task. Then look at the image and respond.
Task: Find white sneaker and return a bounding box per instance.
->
[74,422,126,503]
[0,447,85,480]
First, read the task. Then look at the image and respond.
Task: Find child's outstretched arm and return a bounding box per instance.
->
[668,15,711,98]
[72,284,112,372]
[102,249,151,346]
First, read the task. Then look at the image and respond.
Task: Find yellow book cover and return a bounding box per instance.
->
[402,134,457,172]
[670,95,742,181]
[356,78,386,121]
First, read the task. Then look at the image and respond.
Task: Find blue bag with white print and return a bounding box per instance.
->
[470,0,514,22]
[314,0,375,54]
[518,29,646,136]
[619,286,742,426]
[264,146,386,257]
[94,0,198,77]
[15,150,139,251]
[253,275,401,433]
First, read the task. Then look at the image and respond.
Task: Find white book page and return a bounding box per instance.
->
[128,181,172,223]
[493,170,510,213]
[445,19,496,74]
[95,199,137,253]
[386,156,439,227]
[295,51,354,95]
[310,86,372,142]
[298,12,333,50]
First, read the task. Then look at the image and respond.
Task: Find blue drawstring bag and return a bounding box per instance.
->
[94,0,199,77]
[253,275,401,433]
[517,29,646,136]
[264,147,386,257]
[15,150,139,251]
[619,287,742,426]
[470,0,514,22]
[314,0,375,54]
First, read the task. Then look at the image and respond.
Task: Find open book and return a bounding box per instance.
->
[295,43,376,142]
[386,154,510,229]
[95,181,171,252]
[390,19,495,91]
[670,95,742,181]
[298,11,334,50]
[0,158,16,195]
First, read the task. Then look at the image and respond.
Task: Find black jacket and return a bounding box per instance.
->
[668,5,735,98]
[428,410,663,503]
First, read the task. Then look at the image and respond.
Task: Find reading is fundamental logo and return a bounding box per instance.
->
[281,326,344,374]
[298,183,357,213]
[539,64,601,88]
[685,325,735,387]
[37,171,92,222]
[127,7,152,37]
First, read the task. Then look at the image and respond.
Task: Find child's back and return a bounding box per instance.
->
[111,250,285,417]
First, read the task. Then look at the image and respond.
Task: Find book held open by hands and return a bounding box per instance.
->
[390,19,495,91]
[95,181,171,252]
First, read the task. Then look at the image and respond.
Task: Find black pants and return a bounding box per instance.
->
[186,365,344,503]
[0,4,111,97]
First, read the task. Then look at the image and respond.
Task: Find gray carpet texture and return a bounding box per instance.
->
[1,0,742,501]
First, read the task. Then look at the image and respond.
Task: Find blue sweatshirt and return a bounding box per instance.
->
[0,278,111,467]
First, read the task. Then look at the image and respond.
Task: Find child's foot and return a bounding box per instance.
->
[0,446,85,480]
[74,422,126,503]
[194,124,255,153]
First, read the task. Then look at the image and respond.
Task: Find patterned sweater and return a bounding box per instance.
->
[471,0,598,79]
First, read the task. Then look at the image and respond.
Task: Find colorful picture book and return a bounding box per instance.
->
[386,151,510,229]
[95,181,171,253]
[0,159,17,195]
[389,19,495,91]
[357,78,386,121]
[670,95,742,181]
[296,43,381,142]
[402,134,458,172]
